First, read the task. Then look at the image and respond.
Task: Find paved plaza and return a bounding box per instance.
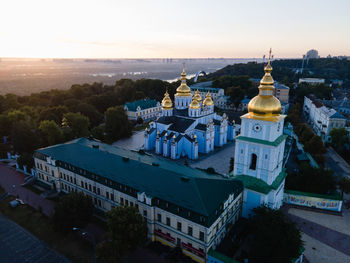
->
[190,142,235,175]
[284,206,350,263]
[112,131,145,151]
[0,214,70,263]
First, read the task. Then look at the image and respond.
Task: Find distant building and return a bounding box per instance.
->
[34,137,243,263]
[124,99,161,121]
[240,97,250,111]
[305,49,320,59]
[274,82,290,103]
[322,97,350,115]
[299,78,325,85]
[190,81,234,110]
[303,96,347,142]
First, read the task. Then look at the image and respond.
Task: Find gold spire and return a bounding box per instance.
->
[203,92,214,106]
[247,49,282,121]
[175,63,191,97]
[189,97,201,109]
[193,89,202,102]
[161,89,173,109]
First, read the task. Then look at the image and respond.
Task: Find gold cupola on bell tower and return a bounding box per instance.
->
[247,49,282,121]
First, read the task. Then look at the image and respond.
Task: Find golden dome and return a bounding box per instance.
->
[193,90,202,102]
[175,64,191,97]
[203,92,214,106]
[162,90,173,109]
[189,98,201,109]
[248,51,281,119]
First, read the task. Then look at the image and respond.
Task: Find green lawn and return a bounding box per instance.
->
[0,196,94,263]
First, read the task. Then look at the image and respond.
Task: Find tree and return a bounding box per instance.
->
[11,121,39,154]
[330,128,349,150]
[97,206,148,262]
[39,106,68,125]
[304,135,326,155]
[105,106,132,143]
[247,206,303,263]
[286,163,336,195]
[338,177,350,198]
[63,112,90,138]
[75,103,103,127]
[39,120,63,146]
[136,117,143,125]
[52,192,94,233]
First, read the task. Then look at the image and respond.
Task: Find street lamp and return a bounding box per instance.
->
[73,227,96,263]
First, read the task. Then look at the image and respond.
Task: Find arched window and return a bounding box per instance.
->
[249,153,257,170]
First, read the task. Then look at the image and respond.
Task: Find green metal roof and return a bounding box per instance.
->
[232,170,287,195]
[236,134,288,147]
[35,138,243,226]
[124,99,158,111]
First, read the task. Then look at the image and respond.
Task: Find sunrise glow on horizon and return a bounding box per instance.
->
[1,0,349,59]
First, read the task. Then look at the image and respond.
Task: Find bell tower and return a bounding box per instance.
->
[233,49,287,217]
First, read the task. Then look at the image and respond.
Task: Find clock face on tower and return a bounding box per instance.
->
[253,123,262,133]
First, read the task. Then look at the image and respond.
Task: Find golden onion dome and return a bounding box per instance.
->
[189,98,201,109]
[161,90,173,109]
[248,51,281,119]
[203,92,214,106]
[193,90,202,102]
[175,64,191,97]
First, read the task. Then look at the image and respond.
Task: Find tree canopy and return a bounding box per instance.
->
[52,192,94,233]
[97,206,148,262]
[247,206,303,263]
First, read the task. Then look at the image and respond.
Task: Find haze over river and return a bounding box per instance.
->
[0,58,261,95]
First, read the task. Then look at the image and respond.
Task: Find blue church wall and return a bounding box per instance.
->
[214,126,221,146]
[243,190,262,218]
[196,131,207,153]
[148,130,156,150]
[227,125,234,141]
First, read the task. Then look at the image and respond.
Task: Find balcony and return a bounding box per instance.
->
[182,242,206,258]
[154,229,175,243]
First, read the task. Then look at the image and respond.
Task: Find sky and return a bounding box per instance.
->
[1,0,349,58]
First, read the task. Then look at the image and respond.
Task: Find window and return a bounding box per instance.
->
[249,153,257,170]
[188,226,193,236]
[98,199,101,207]
[177,222,182,231]
[125,200,129,206]
[81,181,84,188]
[166,217,170,226]
[59,172,62,178]
[111,194,114,201]
[130,202,133,207]
[97,188,100,195]
[199,231,204,241]
[106,192,109,199]
[89,184,92,191]
[120,197,124,205]
[143,210,147,217]
[85,182,88,189]
[93,186,96,193]
[157,213,161,222]
[74,178,76,184]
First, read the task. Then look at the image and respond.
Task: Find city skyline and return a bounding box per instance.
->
[1,0,349,58]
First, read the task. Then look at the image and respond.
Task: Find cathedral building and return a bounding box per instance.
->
[232,54,288,217]
[144,66,235,160]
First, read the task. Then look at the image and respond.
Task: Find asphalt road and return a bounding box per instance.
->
[0,213,70,263]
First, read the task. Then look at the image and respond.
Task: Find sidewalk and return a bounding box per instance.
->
[0,163,105,241]
[327,147,350,176]
[0,163,54,217]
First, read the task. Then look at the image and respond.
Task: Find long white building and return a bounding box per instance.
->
[303,96,346,142]
[34,138,243,263]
